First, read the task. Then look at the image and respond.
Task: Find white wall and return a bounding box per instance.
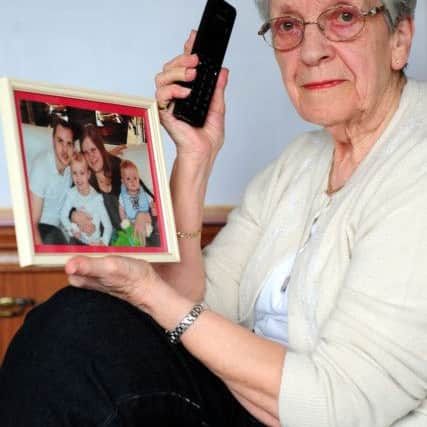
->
[0,0,426,207]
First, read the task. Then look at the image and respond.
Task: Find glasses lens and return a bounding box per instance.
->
[320,5,364,41]
[269,16,303,50]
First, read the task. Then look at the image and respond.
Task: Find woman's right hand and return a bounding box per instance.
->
[71,210,96,236]
[154,31,227,294]
[155,30,229,168]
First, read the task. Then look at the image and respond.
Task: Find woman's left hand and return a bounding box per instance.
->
[65,255,159,310]
[134,212,152,241]
[150,201,157,217]
[108,145,127,157]
[71,210,96,236]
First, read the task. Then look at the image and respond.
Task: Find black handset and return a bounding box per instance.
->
[173,0,236,127]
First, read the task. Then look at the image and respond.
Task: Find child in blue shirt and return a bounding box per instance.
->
[119,160,152,240]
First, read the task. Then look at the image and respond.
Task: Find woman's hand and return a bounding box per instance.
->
[153,31,229,300]
[71,210,96,236]
[150,201,157,217]
[65,255,159,311]
[155,30,229,166]
[134,212,152,242]
[108,145,127,157]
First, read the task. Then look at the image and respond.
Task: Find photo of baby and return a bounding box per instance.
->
[113,160,153,247]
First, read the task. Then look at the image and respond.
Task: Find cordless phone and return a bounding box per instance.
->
[173,0,236,127]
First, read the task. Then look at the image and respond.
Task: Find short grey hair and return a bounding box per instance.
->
[254,1,417,28]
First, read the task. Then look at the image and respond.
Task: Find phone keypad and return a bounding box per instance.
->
[173,54,221,127]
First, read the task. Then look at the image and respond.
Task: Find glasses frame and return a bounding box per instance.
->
[258,4,385,51]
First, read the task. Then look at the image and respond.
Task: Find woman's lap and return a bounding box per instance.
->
[0,286,264,426]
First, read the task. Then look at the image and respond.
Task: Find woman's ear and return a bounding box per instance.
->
[391,17,415,71]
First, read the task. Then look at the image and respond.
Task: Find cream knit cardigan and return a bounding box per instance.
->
[204,79,427,427]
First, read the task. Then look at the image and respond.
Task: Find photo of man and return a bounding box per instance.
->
[29,117,76,244]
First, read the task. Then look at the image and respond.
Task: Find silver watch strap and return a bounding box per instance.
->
[166,302,208,344]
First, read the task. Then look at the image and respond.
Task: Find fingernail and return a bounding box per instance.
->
[186,30,195,45]
[185,68,196,80]
[182,87,191,96]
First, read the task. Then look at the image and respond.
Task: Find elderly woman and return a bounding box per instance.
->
[1,1,426,426]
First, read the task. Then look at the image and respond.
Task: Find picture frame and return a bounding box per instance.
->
[0,78,180,266]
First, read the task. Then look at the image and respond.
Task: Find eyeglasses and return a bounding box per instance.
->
[258,5,385,51]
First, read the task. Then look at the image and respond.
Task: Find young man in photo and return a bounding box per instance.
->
[29,117,77,244]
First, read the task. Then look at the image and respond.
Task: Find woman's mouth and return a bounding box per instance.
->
[302,80,345,90]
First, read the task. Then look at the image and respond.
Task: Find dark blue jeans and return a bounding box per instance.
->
[38,223,68,245]
[0,287,266,426]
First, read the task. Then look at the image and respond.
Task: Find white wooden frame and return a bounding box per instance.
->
[0,78,179,266]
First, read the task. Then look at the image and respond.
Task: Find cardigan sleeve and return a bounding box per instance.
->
[279,178,427,427]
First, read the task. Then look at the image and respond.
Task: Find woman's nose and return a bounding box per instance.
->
[299,24,334,66]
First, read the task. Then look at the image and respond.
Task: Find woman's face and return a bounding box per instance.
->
[81,137,104,173]
[270,0,411,127]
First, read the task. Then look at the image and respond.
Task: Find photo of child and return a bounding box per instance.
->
[60,152,112,245]
[114,159,153,247]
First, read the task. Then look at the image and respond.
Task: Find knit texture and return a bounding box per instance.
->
[204,79,427,427]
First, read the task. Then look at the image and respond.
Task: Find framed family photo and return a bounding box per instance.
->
[0,78,179,266]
